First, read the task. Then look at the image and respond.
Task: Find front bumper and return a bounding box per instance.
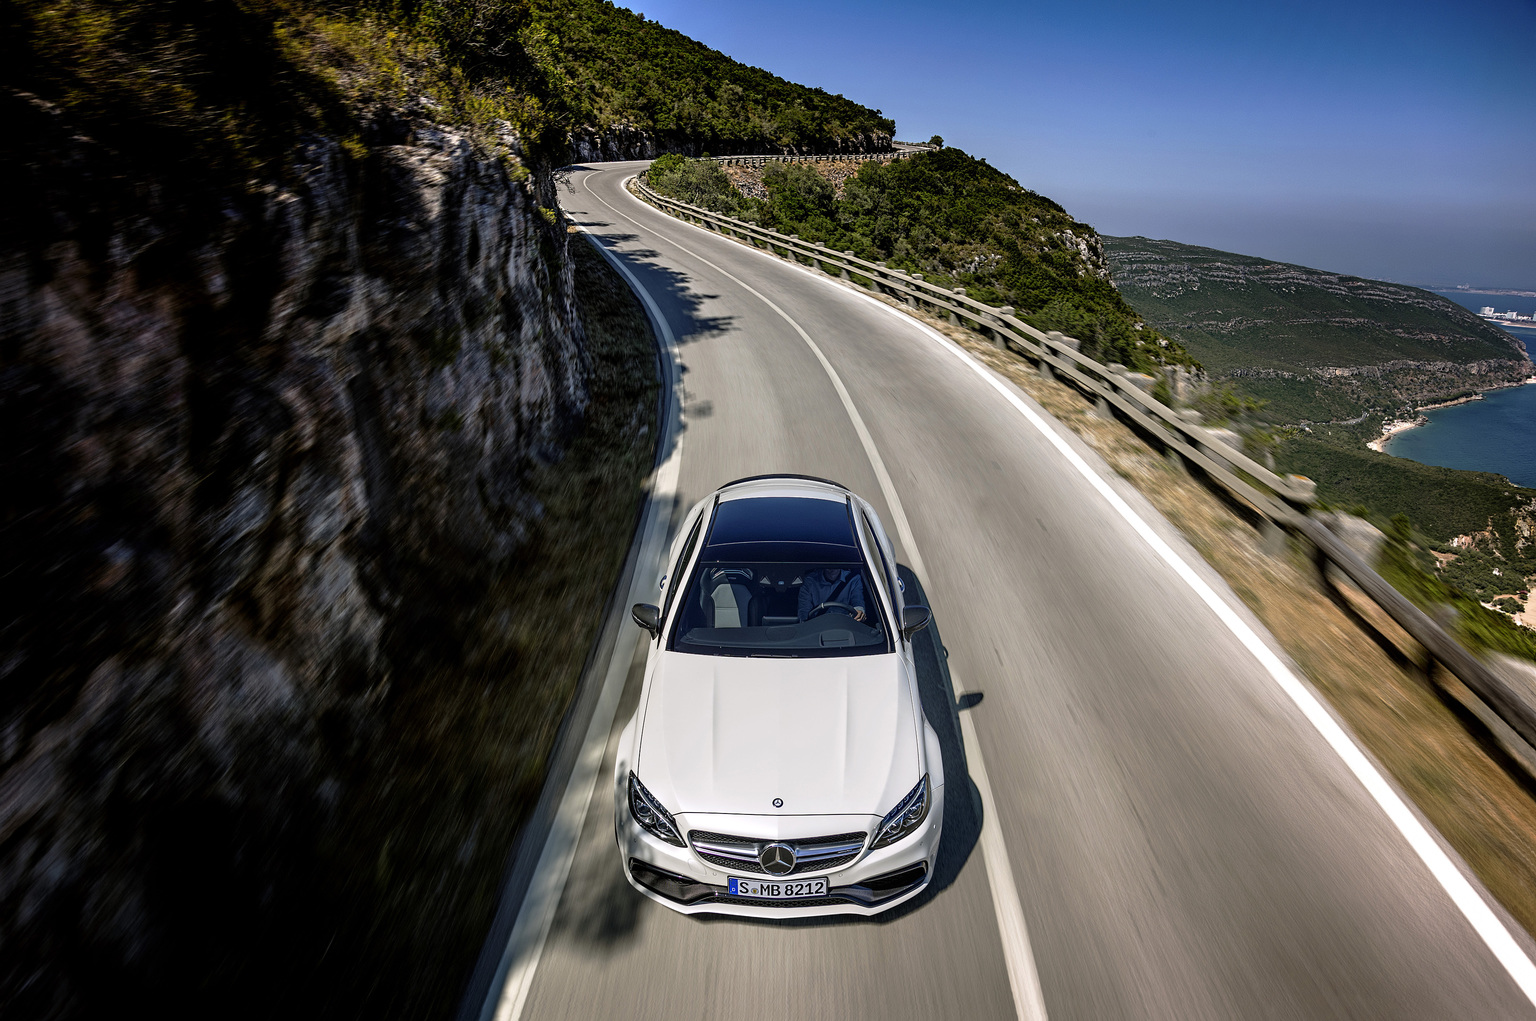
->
[615,791,944,918]
[627,858,930,917]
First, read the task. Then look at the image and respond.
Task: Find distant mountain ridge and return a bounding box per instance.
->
[1104,235,1529,423]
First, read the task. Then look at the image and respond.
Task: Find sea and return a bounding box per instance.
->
[1379,290,1536,487]
[1434,288,1536,329]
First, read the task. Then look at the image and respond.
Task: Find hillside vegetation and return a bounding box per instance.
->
[526,0,892,153]
[3,0,577,180]
[1104,235,1529,424]
[3,0,893,190]
[649,152,1198,372]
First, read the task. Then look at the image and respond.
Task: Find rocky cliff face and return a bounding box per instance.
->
[0,90,586,1014]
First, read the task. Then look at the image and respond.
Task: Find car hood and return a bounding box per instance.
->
[635,653,921,817]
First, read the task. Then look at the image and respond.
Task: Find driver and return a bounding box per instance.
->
[797,566,867,622]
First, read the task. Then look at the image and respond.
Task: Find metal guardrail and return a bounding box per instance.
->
[631,171,1536,778]
[709,152,908,168]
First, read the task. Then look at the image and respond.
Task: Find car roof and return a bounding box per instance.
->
[702,478,860,563]
[715,474,849,502]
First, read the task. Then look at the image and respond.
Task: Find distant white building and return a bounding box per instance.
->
[1481,306,1496,315]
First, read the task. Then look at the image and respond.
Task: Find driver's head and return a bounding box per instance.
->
[821,567,842,582]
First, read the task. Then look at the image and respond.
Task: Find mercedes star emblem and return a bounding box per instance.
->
[759,842,797,876]
[772,798,783,808]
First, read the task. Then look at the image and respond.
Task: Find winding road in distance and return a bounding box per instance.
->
[482,160,1536,1020]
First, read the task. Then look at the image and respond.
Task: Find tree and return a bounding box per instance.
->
[927,135,944,148]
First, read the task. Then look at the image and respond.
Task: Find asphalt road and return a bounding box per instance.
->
[499,161,1536,1020]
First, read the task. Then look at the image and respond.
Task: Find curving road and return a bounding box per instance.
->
[478,161,1536,1020]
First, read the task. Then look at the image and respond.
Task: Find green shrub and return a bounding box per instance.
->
[646,155,756,217]
[1377,514,1536,664]
[647,149,1199,373]
[524,0,893,153]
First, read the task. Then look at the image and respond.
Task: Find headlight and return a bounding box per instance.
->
[628,772,685,847]
[870,775,930,849]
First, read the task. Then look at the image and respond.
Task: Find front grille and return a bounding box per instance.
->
[692,850,864,874]
[697,850,769,874]
[688,830,867,877]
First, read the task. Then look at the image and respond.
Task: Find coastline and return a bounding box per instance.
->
[1369,375,1536,454]
[1369,416,1426,452]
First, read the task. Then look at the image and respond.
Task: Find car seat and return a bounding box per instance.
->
[699,568,762,628]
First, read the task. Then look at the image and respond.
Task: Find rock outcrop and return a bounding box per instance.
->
[0,90,586,1014]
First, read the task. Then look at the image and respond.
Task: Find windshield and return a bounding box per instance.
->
[667,560,890,657]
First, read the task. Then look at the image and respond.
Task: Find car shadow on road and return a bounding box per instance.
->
[691,564,984,930]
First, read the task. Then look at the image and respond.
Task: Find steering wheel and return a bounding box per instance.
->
[808,601,859,620]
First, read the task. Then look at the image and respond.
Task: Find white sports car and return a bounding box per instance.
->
[613,474,943,917]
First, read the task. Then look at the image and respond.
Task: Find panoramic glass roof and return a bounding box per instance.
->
[702,496,856,559]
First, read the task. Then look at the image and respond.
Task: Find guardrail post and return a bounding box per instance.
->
[1285,475,1317,511]
[1091,354,1118,418]
[1261,518,1288,557]
[996,307,1015,352]
[1195,424,1242,471]
[1312,533,1331,588]
[841,251,854,280]
[1049,330,1082,354]
[949,287,965,326]
[1166,409,1200,471]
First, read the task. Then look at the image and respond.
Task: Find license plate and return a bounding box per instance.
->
[728,876,828,899]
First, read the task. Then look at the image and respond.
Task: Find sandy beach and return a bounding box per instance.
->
[1368,416,1425,452]
[1368,377,1536,454]
[1519,588,1536,630]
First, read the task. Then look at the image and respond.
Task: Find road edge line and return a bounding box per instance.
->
[477,219,685,1021]
[860,297,1536,1008]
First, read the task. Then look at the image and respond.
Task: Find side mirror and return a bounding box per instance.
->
[900,604,932,639]
[632,603,660,636]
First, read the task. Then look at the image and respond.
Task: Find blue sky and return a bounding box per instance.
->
[631,0,1536,288]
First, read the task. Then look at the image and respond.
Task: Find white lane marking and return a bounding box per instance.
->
[587,175,1050,1021]
[481,214,685,1021]
[955,672,1052,1021]
[852,297,1536,1010]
